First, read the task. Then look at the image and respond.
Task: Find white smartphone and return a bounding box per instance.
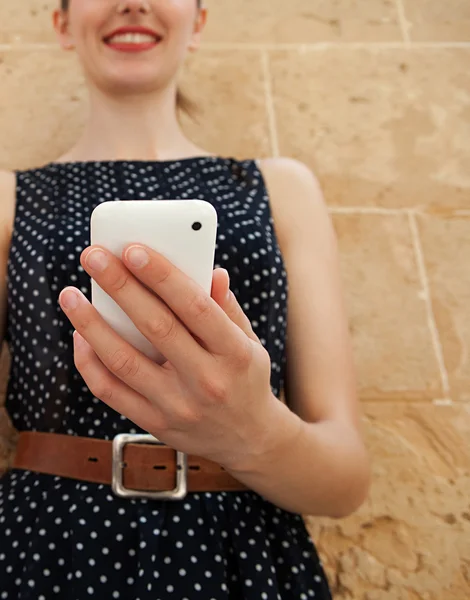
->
[90,199,218,364]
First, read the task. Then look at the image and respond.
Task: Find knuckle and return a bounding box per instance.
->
[244,315,256,334]
[258,345,272,372]
[78,314,94,335]
[146,313,178,342]
[109,271,131,293]
[188,293,212,322]
[150,416,170,437]
[87,375,114,403]
[172,406,202,428]
[94,383,114,403]
[108,348,140,378]
[199,374,228,404]
[154,262,172,285]
[231,339,254,371]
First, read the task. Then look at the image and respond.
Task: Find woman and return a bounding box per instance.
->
[0,0,370,598]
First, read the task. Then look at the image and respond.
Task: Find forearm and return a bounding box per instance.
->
[225,400,371,517]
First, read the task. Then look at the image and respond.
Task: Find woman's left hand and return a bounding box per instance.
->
[59,243,289,472]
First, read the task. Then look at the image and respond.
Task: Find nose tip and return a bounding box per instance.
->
[117,0,150,14]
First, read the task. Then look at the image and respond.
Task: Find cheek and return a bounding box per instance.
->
[68,1,109,48]
[158,0,198,42]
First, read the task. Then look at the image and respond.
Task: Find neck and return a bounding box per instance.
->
[58,85,208,163]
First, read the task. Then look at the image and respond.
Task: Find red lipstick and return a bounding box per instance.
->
[104,26,162,53]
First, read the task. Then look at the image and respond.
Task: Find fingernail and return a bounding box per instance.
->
[86,249,109,272]
[126,246,149,269]
[60,289,79,310]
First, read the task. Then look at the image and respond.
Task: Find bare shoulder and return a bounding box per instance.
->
[257,157,331,250]
[0,169,16,240]
[0,169,15,194]
[258,156,321,187]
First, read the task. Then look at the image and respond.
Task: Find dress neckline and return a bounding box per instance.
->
[42,155,235,169]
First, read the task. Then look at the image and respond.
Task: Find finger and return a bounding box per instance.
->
[72,331,165,431]
[80,246,212,373]
[60,286,174,404]
[211,269,260,344]
[123,245,249,357]
[210,268,229,305]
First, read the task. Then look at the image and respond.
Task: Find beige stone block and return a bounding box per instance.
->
[306,403,470,600]
[180,50,271,159]
[270,48,470,209]
[333,214,443,401]
[203,0,402,43]
[404,0,470,42]
[0,0,57,44]
[417,214,470,402]
[0,50,88,170]
[0,0,403,45]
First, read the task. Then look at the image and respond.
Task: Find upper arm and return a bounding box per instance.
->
[258,158,361,430]
[0,170,16,345]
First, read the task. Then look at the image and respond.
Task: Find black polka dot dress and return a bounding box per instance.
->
[0,158,332,599]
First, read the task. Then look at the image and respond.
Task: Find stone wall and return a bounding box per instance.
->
[1,1,469,598]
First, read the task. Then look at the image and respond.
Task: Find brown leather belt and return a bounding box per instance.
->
[13,431,247,499]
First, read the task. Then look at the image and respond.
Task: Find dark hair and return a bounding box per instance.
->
[59,0,201,117]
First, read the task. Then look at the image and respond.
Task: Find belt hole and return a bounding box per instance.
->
[189,465,201,471]
[88,457,98,463]
[153,465,167,471]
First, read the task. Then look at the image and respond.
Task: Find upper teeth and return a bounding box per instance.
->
[108,33,157,44]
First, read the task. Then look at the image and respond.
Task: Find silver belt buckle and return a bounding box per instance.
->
[112,433,188,500]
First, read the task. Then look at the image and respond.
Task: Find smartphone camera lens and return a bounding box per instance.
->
[192,222,202,231]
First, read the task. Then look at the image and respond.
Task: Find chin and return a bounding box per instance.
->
[107,77,163,95]
[93,67,170,96]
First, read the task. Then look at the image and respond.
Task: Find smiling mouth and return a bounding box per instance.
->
[104,32,163,51]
